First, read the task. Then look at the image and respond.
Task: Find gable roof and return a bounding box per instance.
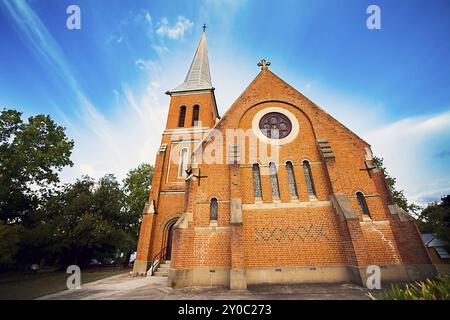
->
[193,67,370,154]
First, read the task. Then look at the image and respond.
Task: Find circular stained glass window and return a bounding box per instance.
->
[258,112,292,139]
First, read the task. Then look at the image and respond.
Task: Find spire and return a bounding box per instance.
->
[170,29,212,93]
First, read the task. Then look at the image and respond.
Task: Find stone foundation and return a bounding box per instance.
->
[132,260,149,275]
[168,264,437,289]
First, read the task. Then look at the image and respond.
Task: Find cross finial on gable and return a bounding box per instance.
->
[257,59,271,70]
[202,24,207,32]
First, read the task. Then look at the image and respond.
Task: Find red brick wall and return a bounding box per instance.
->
[141,68,431,273]
[243,207,347,267]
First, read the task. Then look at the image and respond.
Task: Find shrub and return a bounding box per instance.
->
[369,276,450,300]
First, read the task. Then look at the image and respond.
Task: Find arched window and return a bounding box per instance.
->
[269,162,280,199]
[178,106,186,127]
[252,163,262,199]
[178,148,189,177]
[192,105,200,127]
[302,160,316,197]
[210,198,218,221]
[356,192,370,216]
[286,161,298,198]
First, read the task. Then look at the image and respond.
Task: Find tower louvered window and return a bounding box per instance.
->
[286,161,298,198]
[252,163,262,199]
[302,160,316,196]
[269,162,280,199]
[192,105,200,126]
[178,106,186,127]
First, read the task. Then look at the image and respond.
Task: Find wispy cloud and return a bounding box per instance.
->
[107,9,153,45]
[2,0,80,94]
[2,0,166,182]
[152,44,169,56]
[364,110,450,204]
[156,16,193,40]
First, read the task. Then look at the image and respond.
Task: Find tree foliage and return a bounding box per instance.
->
[0,221,22,271]
[373,156,419,213]
[0,108,154,271]
[123,164,153,239]
[0,109,74,224]
[21,172,151,268]
[416,195,450,249]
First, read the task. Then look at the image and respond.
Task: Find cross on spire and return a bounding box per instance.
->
[258,59,271,70]
[202,24,207,32]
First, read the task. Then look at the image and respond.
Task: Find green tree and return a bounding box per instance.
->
[373,156,419,213]
[0,109,74,225]
[24,175,132,268]
[122,163,153,265]
[417,195,450,250]
[0,221,22,271]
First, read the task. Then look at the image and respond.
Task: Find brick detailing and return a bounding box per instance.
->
[254,224,330,242]
[366,224,401,264]
[317,139,335,159]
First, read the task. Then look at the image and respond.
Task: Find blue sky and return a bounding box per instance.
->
[0,0,449,205]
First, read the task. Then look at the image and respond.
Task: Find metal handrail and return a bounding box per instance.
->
[148,246,167,276]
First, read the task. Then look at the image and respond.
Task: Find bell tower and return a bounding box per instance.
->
[165,29,219,130]
[133,28,219,275]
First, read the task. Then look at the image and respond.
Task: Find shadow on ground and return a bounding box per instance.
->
[37,274,372,300]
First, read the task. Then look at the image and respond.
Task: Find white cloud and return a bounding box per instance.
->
[364,111,450,205]
[151,44,169,56]
[135,59,151,71]
[107,9,153,45]
[79,164,97,177]
[156,16,194,40]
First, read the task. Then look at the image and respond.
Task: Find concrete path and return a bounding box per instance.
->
[38,273,371,300]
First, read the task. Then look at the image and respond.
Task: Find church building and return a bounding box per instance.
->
[133,29,435,289]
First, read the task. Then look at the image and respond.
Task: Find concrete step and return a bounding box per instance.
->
[159,264,171,269]
[153,270,169,277]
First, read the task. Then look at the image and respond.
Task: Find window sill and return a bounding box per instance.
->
[209,220,218,227]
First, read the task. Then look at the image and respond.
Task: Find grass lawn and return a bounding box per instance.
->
[0,268,130,300]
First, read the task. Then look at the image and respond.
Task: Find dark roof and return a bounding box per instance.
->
[421,233,448,247]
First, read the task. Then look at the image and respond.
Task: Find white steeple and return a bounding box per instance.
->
[170,29,212,93]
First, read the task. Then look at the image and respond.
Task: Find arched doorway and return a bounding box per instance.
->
[165,221,176,261]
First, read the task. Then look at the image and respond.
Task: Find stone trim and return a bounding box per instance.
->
[360,220,390,226]
[194,226,231,233]
[388,204,414,221]
[174,213,193,229]
[251,107,300,145]
[330,193,357,220]
[243,200,331,210]
[160,190,185,194]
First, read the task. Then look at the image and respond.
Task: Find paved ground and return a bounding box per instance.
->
[38,273,372,300]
